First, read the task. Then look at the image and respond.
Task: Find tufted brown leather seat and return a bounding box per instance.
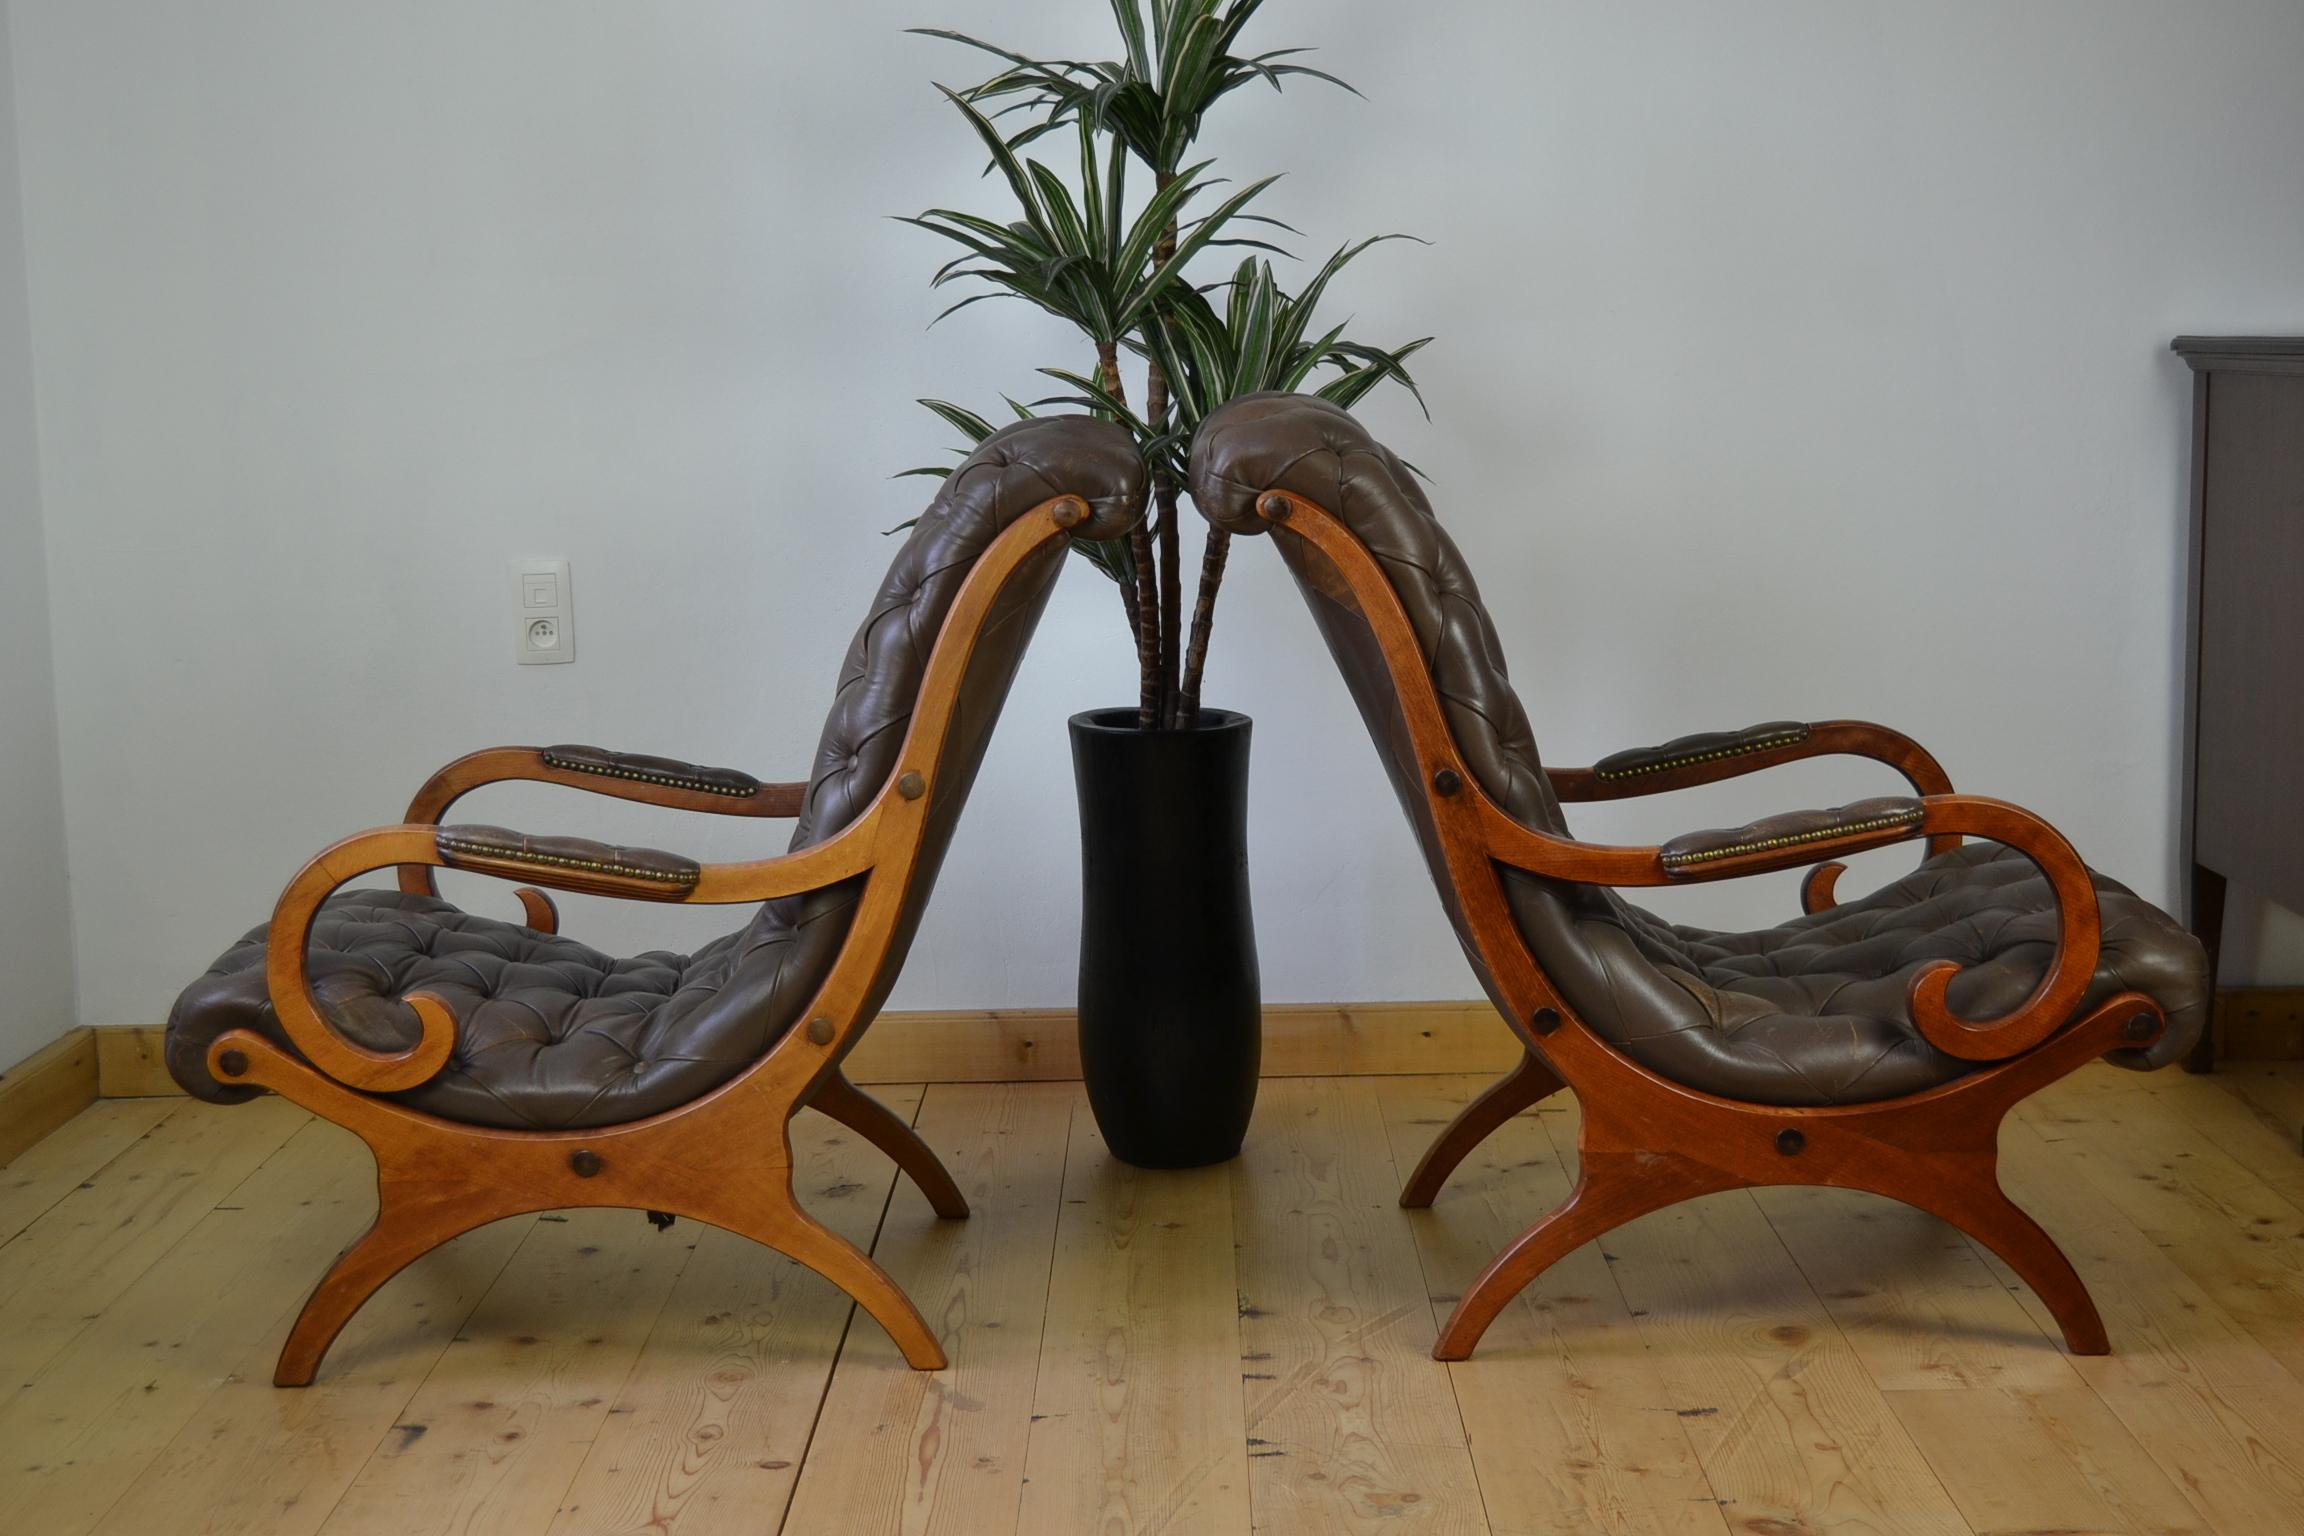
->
[1191,392,2206,1107]
[1601,842,2204,1104]
[167,415,1147,1129]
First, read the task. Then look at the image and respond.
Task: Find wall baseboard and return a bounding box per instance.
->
[88,1001,1526,1099]
[0,1027,101,1166]
[54,987,2304,1109]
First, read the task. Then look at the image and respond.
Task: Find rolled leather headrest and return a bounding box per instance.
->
[961,413,1147,542]
[1187,391,1392,536]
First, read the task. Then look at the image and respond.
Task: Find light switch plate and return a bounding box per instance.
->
[513,559,574,665]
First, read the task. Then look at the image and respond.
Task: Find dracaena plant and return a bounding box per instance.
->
[905,0,1429,730]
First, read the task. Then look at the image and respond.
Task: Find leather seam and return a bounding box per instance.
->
[1660,808,1925,869]
[540,751,757,798]
[1595,724,1814,781]
[437,833,700,890]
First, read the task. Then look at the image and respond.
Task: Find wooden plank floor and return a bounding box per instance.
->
[2,1065,2300,1535]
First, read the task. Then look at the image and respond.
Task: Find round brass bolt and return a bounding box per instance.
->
[1256,492,1292,522]
[2122,1013,2157,1043]
[1775,1128,1806,1157]
[217,1048,249,1078]
[806,1016,835,1046]
[897,771,926,801]
[1052,496,1090,529]
[1434,768,1463,797]
[1530,1006,1561,1036]
[569,1149,604,1178]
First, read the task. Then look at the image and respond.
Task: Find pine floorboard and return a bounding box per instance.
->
[4,1065,2304,1534]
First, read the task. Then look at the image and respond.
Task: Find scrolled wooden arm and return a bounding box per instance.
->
[398,745,807,897]
[265,810,888,1095]
[1472,791,2101,1063]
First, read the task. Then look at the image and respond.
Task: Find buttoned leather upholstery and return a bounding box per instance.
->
[1191,392,2206,1106]
[167,416,1146,1128]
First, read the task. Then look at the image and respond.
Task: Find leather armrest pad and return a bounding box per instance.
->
[437,824,702,898]
[1658,796,1924,876]
[1593,721,1811,782]
[540,744,762,799]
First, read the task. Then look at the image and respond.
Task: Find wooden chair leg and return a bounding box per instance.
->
[746,1189,949,1370]
[1434,1149,1738,1361]
[1893,1172,2108,1355]
[809,1071,969,1219]
[275,1191,485,1386]
[1399,1050,1563,1209]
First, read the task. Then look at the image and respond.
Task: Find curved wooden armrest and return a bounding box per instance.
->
[1549,719,1959,860]
[1474,791,2101,1063]
[266,815,883,1094]
[398,745,805,895]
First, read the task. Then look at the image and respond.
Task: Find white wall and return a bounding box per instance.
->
[0,2,76,1063]
[8,1,2304,1029]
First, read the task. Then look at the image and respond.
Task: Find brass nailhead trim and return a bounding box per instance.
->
[1597,725,1813,782]
[541,751,756,798]
[1661,809,1923,869]
[438,832,698,888]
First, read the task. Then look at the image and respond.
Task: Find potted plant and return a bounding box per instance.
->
[904,0,1429,1167]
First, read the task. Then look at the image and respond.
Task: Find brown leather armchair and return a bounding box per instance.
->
[1191,392,2208,1362]
[166,416,1146,1382]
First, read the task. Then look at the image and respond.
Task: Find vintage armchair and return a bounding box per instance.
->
[1190,392,2209,1361]
[166,416,1146,1383]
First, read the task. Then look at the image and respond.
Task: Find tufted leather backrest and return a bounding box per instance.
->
[787,415,1146,855]
[1189,393,1669,1039]
[742,415,1149,1046]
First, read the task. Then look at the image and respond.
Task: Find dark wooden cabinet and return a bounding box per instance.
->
[2173,337,2304,1069]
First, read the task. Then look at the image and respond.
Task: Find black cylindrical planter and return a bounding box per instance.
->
[1070,707,1260,1168]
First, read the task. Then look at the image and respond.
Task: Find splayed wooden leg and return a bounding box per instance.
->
[1399,1051,1563,1209]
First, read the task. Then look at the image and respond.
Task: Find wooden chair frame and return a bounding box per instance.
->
[208,493,1097,1383]
[1248,488,2165,1362]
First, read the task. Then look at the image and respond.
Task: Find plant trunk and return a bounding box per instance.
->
[1146,173,1183,727]
[1154,487,1183,725]
[1097,339,1162,728]
[1175,529,1230,729]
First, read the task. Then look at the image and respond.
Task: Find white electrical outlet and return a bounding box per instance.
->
[513,559,574,665]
